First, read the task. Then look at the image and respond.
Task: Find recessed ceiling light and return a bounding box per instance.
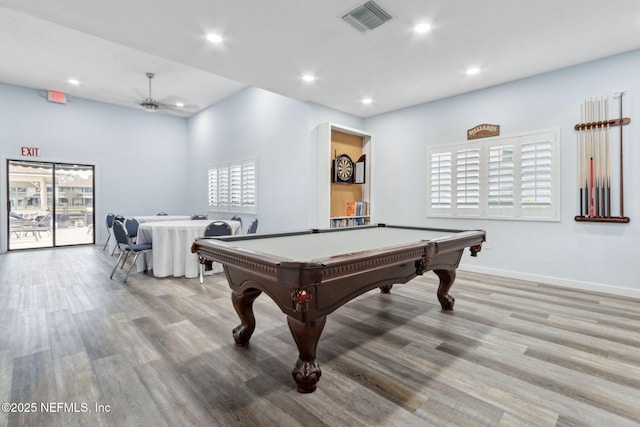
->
[414,23,432,34]
[466,67,481,75]
[206,33,223,44]
[302,74,316,83]
[176,102,184,108]
[67,78,80,85]
[362,97,373,105]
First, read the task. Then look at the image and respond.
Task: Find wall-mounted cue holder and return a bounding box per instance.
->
[574,92,630,223]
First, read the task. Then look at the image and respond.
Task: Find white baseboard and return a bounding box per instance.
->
[459,265,640,300]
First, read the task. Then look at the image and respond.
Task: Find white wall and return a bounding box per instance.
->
[0,83,190,250]
[186,87,364,233]
[365,50,640,294]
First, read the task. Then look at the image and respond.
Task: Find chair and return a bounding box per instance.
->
[111,215,125,255]
[11,213,52,241]
[200,221,233,283]
[110,219,152,283]
[204,220,232,237]
[156,212,168,216]
[191,214,208,220]
[103,213,115,251]
[247,218,258,234]
[56,213,70,229]
[230,215,242,230]
[124,217,140,243]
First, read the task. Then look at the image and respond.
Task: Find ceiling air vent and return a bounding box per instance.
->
[342,1,392,32]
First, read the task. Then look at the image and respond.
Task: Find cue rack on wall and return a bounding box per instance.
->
[574,91,631,223]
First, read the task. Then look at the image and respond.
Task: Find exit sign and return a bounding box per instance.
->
[47,90,66,104]
[21,146,40,157]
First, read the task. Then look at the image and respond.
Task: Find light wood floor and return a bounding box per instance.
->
[1,246,639,427]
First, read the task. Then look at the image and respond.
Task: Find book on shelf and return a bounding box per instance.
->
[345,201,356,216]
[345,200,368,217]
[330,216,370,228]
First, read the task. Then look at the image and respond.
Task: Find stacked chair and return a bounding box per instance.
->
[103,213,115,251]
[110,219,152,283]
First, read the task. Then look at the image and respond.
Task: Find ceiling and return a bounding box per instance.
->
[1,1,639,118]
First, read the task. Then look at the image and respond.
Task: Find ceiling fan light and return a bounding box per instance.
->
[176,102,184,108]
[140,98,159,111]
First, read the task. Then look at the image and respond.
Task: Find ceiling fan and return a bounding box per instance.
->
[139,72,161,111]
[138,72,196,114]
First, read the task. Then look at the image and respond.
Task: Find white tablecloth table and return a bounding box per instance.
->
[136,219,241,278]
[108,215,191,253]
[132,215,191,223]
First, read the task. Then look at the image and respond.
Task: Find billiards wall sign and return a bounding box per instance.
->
[332,153,366,184]
[467,123,500,140]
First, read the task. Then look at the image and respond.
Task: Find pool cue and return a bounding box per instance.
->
[589,99,596,217]
[606,110,611,217]
[618,93,625,218]
[584,100,592,217]
[598,97,604,217]
[594,98,600,217]
[578,104,584,217]
[578,103,586,217]
[585,99,591,216]
[599,97,604,217]
[594,97,600,217]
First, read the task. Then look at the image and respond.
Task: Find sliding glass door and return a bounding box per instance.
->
[7,160,95,250]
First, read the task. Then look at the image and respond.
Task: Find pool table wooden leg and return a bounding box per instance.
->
[231,289,262,346]
[434,269,456,311]
[379,285,393,293]
[287,315,327,393]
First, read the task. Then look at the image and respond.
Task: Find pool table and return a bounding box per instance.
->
[192,224,485,393]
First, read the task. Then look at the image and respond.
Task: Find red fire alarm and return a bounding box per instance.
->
[47,90,67,104]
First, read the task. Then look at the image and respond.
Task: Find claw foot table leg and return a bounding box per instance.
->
[231,289,262,346]
[287,316,326,393]
[434,269,456,311]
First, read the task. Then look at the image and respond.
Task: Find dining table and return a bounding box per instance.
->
[108,215,191,253]
[135,219,241,278]
[130,215,191,223]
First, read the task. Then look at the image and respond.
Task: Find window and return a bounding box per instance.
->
[208,159,257,214]
[7,159,95,250]
[427,129,559,221]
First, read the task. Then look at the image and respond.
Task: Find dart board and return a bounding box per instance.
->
[333,154,354,183]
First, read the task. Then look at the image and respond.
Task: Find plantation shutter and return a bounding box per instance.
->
[520,137,554,217]
[207,168,219,208]
[241,160,257,213]
[487,144,515,214]
[455,148,481,213]
[218,167,230,209]
[429,152,452,209]
[229,164,242,209]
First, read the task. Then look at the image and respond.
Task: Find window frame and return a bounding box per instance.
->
[426,128,560,221]
[208,158,257,214]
